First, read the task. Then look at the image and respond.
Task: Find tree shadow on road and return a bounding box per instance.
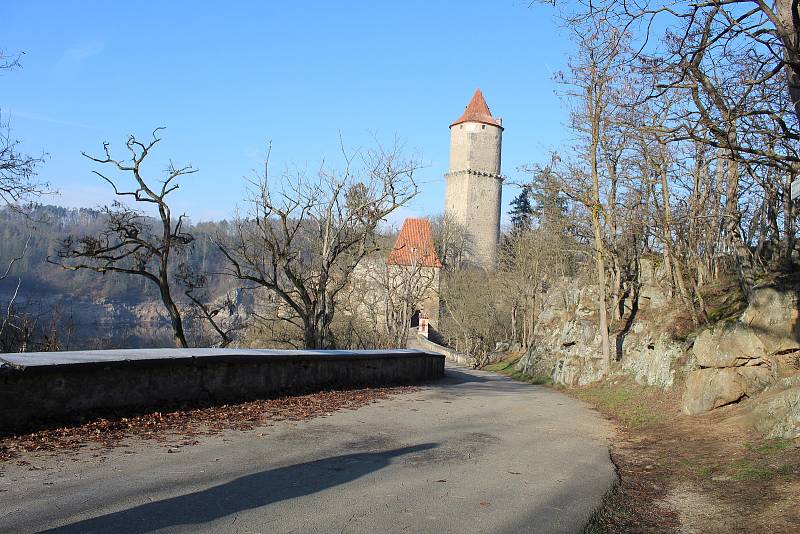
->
[440,366,493,385]
[42,443,437,534]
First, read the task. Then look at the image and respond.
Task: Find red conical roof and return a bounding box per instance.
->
[386,218,442,268]
[450,88,502,129]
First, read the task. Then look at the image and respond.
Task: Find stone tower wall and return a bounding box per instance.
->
[445,121,503,269]
[448,121,502,175]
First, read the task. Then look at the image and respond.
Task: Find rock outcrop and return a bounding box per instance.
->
[746,382,800,439]
[622,332,685,389]
[509,264,800,438]
[681,285,800,415]
[516,259,682,387]
[682,366,773,414]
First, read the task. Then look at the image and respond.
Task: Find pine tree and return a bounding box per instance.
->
[508,185,533,231]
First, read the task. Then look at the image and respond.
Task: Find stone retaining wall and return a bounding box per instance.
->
[406,330,473,366]
[0,348,444,432]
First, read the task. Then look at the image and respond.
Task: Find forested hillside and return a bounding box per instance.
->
[0,204,235,303]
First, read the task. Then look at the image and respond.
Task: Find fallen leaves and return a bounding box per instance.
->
[0,386,417,462]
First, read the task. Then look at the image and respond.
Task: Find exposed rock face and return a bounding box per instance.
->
[681,286,800,414]
[553,354,607,386]
[516,305,608,386]
[747,384,800,439]
[516,263,681,387]
[622,332,685,388]
[682,366,773,414]
[508,268,800,438]
[692,327,768,368]
[638,258,671,310]
[512,269,799,429]
[740,287,800,354]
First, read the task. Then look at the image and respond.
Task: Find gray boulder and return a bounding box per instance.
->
[682,366,774,414]
[692,326,767,368]
[746,385,800,439]
[740,287,800,353]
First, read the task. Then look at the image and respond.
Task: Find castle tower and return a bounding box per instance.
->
[444,88,503,270]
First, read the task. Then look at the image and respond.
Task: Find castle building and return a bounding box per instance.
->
[444,88,504,270]
[385,217,442,328]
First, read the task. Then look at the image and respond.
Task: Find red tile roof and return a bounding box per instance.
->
[386,218,442,268]
[450,88,502,129]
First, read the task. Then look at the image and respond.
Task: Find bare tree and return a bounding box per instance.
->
[430,213,472,271]
[553,16,631,369]
[51,129,196,348]
[440,269,510,367]
[0,47,52,351]
[545,0,800,300]
[176,257,242,347]
[0,117,47,209]
[381,255,440,348]
[1,49,47,209]
[217,141,418,349]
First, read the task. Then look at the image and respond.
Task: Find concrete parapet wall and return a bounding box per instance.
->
[0,348,444,432]
[406,330,473,367]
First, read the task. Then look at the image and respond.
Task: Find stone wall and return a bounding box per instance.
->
[448,121,502,175]
[444,171,502,269]
[406,329,472,366]
[0,348,444,432]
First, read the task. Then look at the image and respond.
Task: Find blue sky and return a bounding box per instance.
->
[3,1,572,227]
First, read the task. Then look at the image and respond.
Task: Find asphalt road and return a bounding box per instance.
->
[0,364,615,534]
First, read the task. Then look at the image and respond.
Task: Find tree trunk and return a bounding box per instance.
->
[722,156,756,301]
[588,85,611,369]
[592,207,611,368]
[160,282,188,348]
[775,1,800,124]
[783,171,796,268]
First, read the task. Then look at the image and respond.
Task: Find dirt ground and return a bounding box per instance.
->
[569,380,800,533]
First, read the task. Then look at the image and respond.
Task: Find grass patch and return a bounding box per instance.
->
[745,438,793,454]
[482,357,552,385]
[729,459,779,482]
[569,384,665,429]
[680,459,715,479]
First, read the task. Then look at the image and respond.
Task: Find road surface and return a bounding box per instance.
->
[0,364,615,533]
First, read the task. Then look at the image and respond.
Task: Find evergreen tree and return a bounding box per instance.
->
[508,185,533,231]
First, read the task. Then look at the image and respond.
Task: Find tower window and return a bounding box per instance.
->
[481,124,486,129]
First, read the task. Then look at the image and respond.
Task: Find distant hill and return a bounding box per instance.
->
[0,204,236,305]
